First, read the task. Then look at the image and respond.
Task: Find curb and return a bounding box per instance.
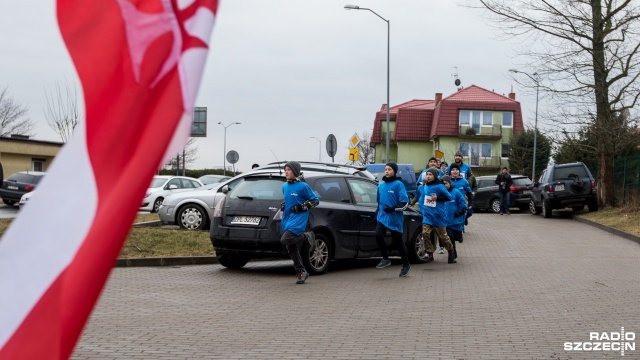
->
[115,256,218,267]
[132,220,163,228]
[573,216,640,246]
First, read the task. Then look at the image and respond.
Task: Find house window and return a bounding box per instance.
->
[501,144,511,158]
[459,143,492,166]
[460,110,495,133]
[482,111,493,126]
[502,112,513,127]
[32,158,45,172]
[459,110,470,125]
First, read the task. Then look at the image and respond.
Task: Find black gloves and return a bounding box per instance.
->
[383,206,396,214]
[290,200,318,214]
[280,202,285,211]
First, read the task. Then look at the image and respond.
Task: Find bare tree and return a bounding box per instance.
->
[0,87,34,137]
[164,138,199,171]
[473,0,640,207]
[44,79,80,142]
[352,131,375,166]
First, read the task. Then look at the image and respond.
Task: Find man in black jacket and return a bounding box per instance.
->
[495,167,513,215]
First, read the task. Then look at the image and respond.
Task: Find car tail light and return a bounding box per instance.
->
[547,185,554,193]
[24,184,33,192]
[591,180,597,194]
[213,197,225,217]
[509,185,521,192]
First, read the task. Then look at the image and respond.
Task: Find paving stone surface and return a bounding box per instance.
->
[72,212,640,359]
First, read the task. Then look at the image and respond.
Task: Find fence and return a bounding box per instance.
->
[613,153,640,205]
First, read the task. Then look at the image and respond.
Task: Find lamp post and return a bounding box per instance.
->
[217,121,241,176]
[310,136,322,162]
[509,69,539,180]
[345,4,390,163]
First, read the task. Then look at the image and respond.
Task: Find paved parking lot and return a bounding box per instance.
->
[72,212,640,359]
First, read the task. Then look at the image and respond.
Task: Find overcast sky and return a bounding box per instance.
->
[0,0,539,172]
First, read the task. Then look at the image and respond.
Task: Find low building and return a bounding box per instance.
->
[0,135,64,180]
[370,85,525,176]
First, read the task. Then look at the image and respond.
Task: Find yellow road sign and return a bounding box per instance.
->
[435,150,444,159]
[349,148,359,161]
[349,133,360,148]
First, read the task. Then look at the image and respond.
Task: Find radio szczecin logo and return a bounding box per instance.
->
[565,328,635,356]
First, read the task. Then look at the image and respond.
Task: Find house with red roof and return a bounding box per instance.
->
[370,85,524,175]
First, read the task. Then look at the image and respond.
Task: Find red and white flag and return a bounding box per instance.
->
[0,0,218,358]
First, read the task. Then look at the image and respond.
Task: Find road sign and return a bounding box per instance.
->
[326,134,337,160]
[349,148,359,161]
[226,150,239,164]
[435,150,444,159]
[349,133,360,148]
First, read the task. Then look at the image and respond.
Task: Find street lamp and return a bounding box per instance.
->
[310,136,322,162]
[217,121,241,176]
[345,4,390,163]
[509,69,540,180]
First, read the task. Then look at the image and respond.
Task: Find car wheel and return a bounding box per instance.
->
[572,205,584,212]
[302,233,331,275]
[529,199,541,215]
[542,199,552,218]
[490,198,501,213]
[3,200,15,206]
[178,204,208,230]
[588,201,599,212]
[217,254,250,269]
[408,230,431,264]
[152,197,163,213]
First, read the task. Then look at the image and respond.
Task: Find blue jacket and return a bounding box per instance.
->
[420,181,452,227]
[446,162,472,179]
[450,177,473,206]
[376,176,409,233]
[444,187,467,231]
[282,180,319,235]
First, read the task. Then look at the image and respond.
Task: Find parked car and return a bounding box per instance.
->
[199,174,231,189]
[141,175,203,213]
[18,191,33,209]
[0,171,46,206]
[529,162,598,218]
[473,174,534,213]
[209,169,433,275]
[160,162,378,230]
[365,163,417,196]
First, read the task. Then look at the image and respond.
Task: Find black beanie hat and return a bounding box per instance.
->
[386,162,398,176]
[423,168,439,181]
[449,163,460,171]
[441,175,452,184]
[284,161,301,177]
[428,156,438,163]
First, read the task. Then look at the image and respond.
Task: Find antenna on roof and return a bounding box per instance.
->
[452,67,463,90]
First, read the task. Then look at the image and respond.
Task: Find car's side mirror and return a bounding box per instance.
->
[221,185,229,194]
[168,184,178,190]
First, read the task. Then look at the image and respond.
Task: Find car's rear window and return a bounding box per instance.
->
[231,177,285,200]
[7,173,41,184]
[512,177,532,186]
[553,166,589,180]
[477,178,495,188]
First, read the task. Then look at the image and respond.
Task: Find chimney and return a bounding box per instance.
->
[508,92,516,100]
[435,93,442,106]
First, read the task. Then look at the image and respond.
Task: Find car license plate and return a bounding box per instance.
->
[556,184,565,191]
[7,185,18,190]
[230,216,260,225]
[523,190,532,195]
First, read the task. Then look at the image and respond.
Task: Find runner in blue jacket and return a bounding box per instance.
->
[449,163,474,210]
[280,161,319,284]
[375,162,411,277]
[446,151,472,179]
[419,168,456,264]
[442,175,467,262]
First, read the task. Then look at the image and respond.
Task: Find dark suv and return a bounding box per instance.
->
[0,171,45,206]
[209,169,432,275]
[473,175,534,213]
[529,162,598,218]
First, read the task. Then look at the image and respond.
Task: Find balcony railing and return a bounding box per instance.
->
[459,124,502,138]
[468,156,504,168]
